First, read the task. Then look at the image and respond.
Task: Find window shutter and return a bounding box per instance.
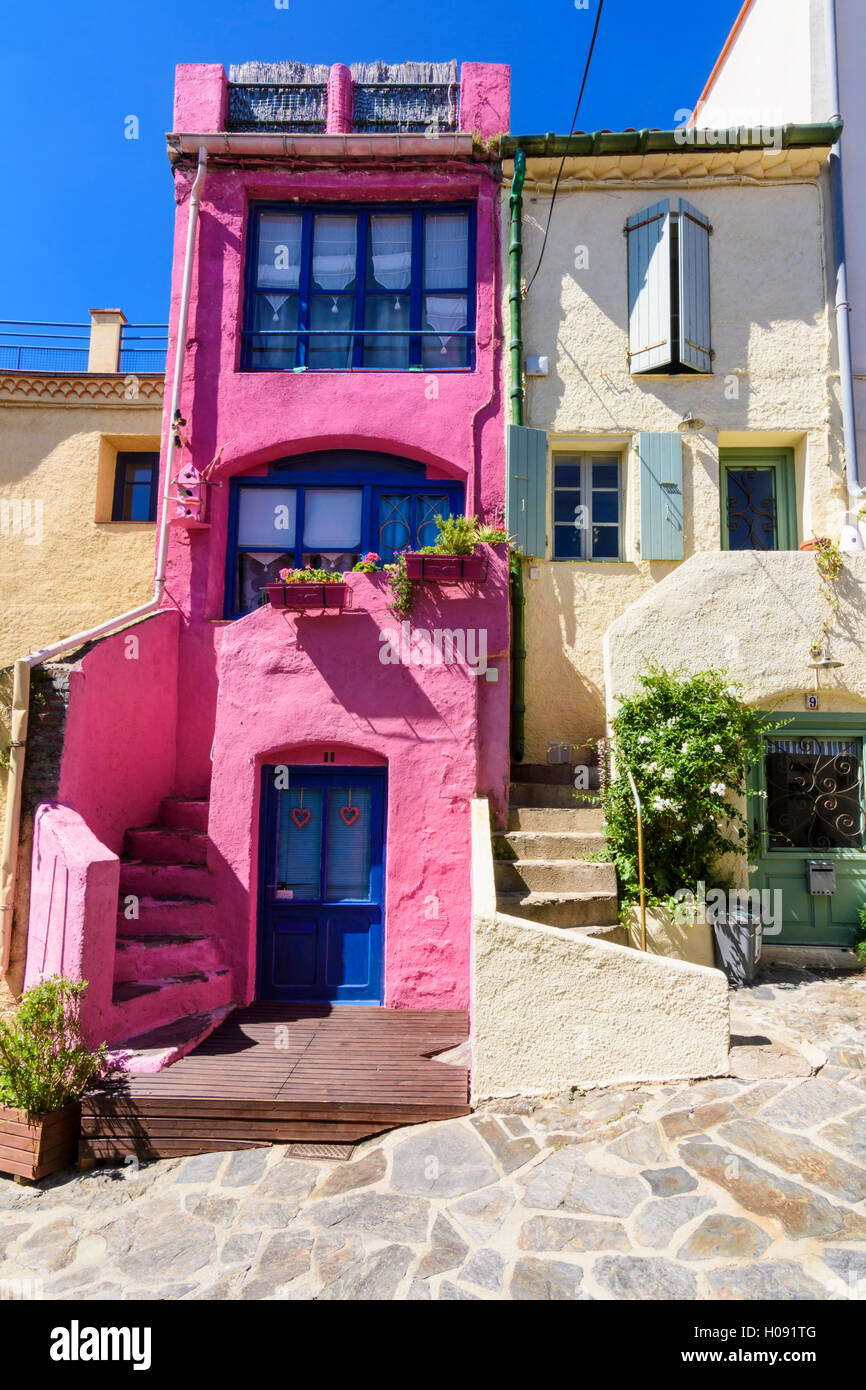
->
[626,200,672,373]
[506,424,548,558]
[678,199,712,373]
[639,432,684,561]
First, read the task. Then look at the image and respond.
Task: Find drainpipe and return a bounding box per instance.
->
[0,146,208,979]
[509,150,527,763]
[824,0,863,507]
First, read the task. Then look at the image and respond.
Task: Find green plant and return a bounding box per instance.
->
[385,552,414,616]
[0,977,107,1113]
[352,552,381,573]
[857,904,866,967]
[475,523,511,546]
[809,535,844,656]
[277,567,346,584]
[600,668,784,906]
[429,513,479,556]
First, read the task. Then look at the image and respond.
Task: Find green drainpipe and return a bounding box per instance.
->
[509,150,527,764]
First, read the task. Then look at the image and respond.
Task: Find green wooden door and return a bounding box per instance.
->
[750,715,866,946]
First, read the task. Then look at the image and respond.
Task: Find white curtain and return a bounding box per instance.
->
[425,296,467,353]
[371,215,412,308]
[237,487,297,546]
[424,213,468,289]
[303,488,363,549]
[313,217,358,311]
[257,214,302,292]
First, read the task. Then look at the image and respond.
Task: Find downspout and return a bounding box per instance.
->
[509,150,527,763]
[0,146,208,979]
[824,0,863,504]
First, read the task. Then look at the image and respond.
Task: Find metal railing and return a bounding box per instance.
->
[227,82,327,132]
[0,320,167,373]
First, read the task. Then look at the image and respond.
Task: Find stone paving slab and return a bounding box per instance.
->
[2,965,866,1300]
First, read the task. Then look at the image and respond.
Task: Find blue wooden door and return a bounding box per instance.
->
[258,767,385,1002]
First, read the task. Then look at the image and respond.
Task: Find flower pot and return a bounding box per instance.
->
[799,538,819,552]
[0,1100,81,1181]
[404,552,489,582]
[265,582,348,611]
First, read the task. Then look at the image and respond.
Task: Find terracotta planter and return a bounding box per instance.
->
[404,552,489,582]
[265,582,348,610]
[0,1100,81,1181]
[799,538,819,552]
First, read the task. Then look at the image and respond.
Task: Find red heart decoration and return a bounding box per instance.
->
[340,806,360,826]
[291,807,311,829]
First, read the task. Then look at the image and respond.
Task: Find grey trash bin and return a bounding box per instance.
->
[709,901,763,986]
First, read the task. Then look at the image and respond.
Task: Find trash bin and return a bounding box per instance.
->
[709,901,763,986]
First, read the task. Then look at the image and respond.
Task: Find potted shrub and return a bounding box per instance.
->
[598,669,784,967]
[0,977,106,1181]
[404,514,501,582]
[265,567,349,611]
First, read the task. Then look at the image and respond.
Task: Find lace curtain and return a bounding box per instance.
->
[370,215,412,308]
[312,217,358,311]
[424,215,468,352]
[257,215,303,321]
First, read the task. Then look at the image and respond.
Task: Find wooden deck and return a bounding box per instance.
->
[80,1004,471,1164]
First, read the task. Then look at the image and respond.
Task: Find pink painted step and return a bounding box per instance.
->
[108,1006,234,1075]
[113,932,224,984]
[115,895,215,938]
[108,968,233,1043]
[160,797,209,832]
[119,860,214,899]
[124,826,208,864]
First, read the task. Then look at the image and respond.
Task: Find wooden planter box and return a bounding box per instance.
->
[404,553,489,582]
[0,1101,81,1181]
[265,582,349,611]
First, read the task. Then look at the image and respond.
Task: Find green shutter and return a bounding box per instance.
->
[506,423,548,558]
[626,200,672,373]
[639,432,684,560]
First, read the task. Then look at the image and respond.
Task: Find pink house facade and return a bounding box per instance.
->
[23,60,512,1051]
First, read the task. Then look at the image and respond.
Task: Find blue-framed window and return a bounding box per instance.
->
[226,453,464,615]
[553,455,623,560]
[111,452,159,522]
[243,203,476,371]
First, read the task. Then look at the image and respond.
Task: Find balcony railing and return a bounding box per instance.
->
[227,83,327,133]
[352,83,458,134]
[0,321,167,374]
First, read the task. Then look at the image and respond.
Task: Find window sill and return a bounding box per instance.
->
[97,520,157,527]
[236,366,475,375]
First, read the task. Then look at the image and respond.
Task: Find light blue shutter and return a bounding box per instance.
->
[506,424,548,558]
[639,432,684,560]
[678,199,712,372]
[626,200,672,372]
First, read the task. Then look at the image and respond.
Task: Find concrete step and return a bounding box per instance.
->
[507,806,605,833]
[494,858,617,894]
[118,861,214,899]
[511,762,601,790]
[124,826,209,865]
[108,1006,234,1075]
[497,890,619,929]
[493,830,609,860]
[109,969,234,1044]
[509,782,598,808]
[113,932,224,984]
[160,797,209,832]
[115,896,215,937]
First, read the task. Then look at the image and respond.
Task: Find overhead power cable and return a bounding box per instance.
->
[524,0,606,296]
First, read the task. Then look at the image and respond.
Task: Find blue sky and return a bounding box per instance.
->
[0,0,741,327]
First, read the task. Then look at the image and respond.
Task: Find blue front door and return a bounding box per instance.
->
[258,767,385,1002]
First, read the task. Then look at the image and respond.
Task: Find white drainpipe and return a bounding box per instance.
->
[0,147,209,978]
[824,0,863,516]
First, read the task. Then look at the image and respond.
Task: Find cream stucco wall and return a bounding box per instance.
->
[507,164,848,759]
[0,387,163,668]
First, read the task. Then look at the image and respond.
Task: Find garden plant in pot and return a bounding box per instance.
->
[265,567,349,611]
[0,977,107,1181]
[597,668,783,967]
[403,514,507,582]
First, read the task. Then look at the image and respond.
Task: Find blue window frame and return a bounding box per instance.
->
[111,452,159,522]
[553,455,623,561]
[225,453,463,615]
[243,203,477,371]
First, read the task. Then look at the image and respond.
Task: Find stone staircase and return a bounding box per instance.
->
[493,779,626,943]
[108,796,235,1065]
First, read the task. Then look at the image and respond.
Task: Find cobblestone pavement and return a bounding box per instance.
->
[2,964,866,1301]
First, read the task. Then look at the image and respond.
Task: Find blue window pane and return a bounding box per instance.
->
[277,788,324,899]
[554,491,582,524]
[592,462,619,488]
[363,296,410,368]
[725,468,777,550]
[251,294,298,369]
[325,788,373,900]
[416,494,450,548]
[555,463,582,488]
[592,526,620,559]
[592,491,620,524]
[309,296,355,368]
[237,551,295,613]
[378,494,411,561]
[554,524,584,559]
